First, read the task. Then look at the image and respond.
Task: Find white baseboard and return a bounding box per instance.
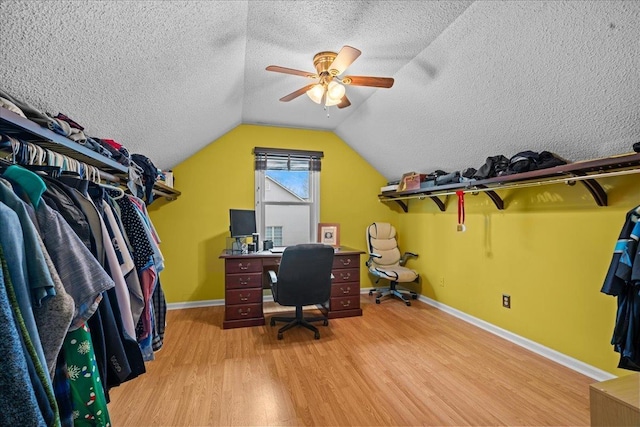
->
[166,299,224,310]
[167,294,275,311]
[169,290,614,381]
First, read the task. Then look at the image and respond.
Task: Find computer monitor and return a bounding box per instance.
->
[229,209,257,238]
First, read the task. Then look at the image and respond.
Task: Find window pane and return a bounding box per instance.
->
[265,204,311,245]
[265,226,283,246]
[265,170,309,201]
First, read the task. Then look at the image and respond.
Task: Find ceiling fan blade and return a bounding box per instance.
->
[329,46,361,75]
[342,75,394,88]
[266,65,317,79]
[337,95,351,109]
[279,84,316,102]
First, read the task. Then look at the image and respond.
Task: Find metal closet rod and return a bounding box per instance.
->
[381,168,640,202]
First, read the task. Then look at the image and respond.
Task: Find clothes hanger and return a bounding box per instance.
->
[98,182,125,200]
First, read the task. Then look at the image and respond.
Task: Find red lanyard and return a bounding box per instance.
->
[456,191,465,232]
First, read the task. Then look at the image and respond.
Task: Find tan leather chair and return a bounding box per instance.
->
[366,222,419,306]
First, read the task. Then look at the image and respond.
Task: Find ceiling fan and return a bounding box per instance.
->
[266,45,394,109]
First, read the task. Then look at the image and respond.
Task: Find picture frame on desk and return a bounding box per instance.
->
[318,223,340,247]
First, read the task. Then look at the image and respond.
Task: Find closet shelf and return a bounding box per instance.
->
[152,181,181,201]
[1,107,182,202]
[0,107,128,177]
[379,152,640,212]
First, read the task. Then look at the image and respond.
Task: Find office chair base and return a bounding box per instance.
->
[270,306,328,340]
[370,284,417,306]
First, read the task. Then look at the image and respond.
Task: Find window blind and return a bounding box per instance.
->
[253,147,323,172]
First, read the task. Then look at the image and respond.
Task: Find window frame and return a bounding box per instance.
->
[253,147,323,245]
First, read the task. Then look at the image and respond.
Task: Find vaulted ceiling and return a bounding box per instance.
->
[1,1,639,181]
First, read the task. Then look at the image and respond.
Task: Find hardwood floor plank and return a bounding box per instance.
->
[108,297,592,426]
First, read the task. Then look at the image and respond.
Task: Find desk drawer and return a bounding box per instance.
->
[225,303,263,321]
[226,273,262,289]
[226,259,262,274]
[330,295,360,311]
[333,255,359,269]
[226,288,263,305]
[262,257,282,268]
[331,282,359,298]
[332,268,359,283]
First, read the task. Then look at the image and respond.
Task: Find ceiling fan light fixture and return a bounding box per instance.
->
[306,84,325,104]
[324,96,341,107]
[267,45,394,109]
[327,81,345,102]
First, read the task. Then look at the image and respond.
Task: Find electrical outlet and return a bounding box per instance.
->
[502,294,511,308]
[439,277,445,287]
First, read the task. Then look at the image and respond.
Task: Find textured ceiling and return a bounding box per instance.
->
[1,1,639,181]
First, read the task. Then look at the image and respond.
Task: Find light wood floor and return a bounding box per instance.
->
[108,297,592,426]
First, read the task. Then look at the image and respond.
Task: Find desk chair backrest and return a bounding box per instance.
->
[274,244,335,307]
[367,222,402,268]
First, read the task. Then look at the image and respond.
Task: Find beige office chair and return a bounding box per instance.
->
[366,222,419,306]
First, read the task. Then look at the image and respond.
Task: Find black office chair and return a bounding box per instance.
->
[366,222,419,306]
[268,244,335,340]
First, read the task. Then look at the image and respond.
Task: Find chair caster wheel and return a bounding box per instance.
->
[412,294,418,299]
[270,319,275,326]
[314,332,320,339]
[375,299,381,304]
[369,290,374,296]
[405,301,411,306]
[277,333,283,340]
[323,319,328,326]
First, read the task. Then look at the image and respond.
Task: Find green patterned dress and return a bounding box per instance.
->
[62,323,111,426]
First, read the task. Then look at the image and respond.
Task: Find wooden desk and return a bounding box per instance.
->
[590,373,640,426]
[219,246,364,329]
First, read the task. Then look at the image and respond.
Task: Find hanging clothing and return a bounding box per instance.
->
[62,323,111,426]
[602,205,640,371]
[0,246,48,427]
[0,160,168,423]
[0,179,75,375]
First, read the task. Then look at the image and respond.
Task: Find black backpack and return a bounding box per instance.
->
[473,155,509,179]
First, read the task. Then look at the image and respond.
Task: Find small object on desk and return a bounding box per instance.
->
[270,246,287,253]
[263,240,273,251]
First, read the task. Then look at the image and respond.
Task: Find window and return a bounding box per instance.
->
[265,226,283,246]
[254,147,322,246]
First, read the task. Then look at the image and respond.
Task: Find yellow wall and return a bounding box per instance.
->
[148,124,395,303]
[393,174,640,376]
[150,123,638,375]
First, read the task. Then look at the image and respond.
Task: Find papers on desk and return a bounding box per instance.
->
[269,246,287,253]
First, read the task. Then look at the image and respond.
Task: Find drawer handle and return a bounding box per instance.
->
[239,293,250,301]
[341,300,351,307]
[340,273,351,280]
[239,278,251,285]
[341,287,351,294]
[238,307,251,316]
[239,263,250,270]
[340,259,351,266]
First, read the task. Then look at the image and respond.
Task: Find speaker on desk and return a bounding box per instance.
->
[263,240,273,251]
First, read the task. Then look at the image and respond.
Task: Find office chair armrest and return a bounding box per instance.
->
[399,252,418,266]
[268,270,278,284]
[366,252,382,267]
